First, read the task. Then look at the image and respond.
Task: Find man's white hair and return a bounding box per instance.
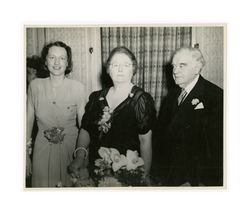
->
[174,47,206,69]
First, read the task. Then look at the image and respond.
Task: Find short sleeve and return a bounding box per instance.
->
[134,92,156,134]
[80,91,100,132]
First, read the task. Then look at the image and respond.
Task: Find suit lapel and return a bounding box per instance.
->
[170,87,182,116]
[170,76,206,127]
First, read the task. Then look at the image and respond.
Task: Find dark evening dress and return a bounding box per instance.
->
[81,86,156,168]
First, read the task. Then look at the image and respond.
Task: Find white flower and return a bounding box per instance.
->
[129,93,134,98]
[112,155,127,172]
[98,106,113,136]
[95,158,104,167]
[126,150,144,170]
[109,148,127,172]
[102,111,111,121]
[98,147,112,164]
[191,98,200,105]
[103,106,110,112]
[99,97,104,101]
[109,148,120,161]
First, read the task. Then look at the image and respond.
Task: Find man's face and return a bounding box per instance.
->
[172,50,200,88]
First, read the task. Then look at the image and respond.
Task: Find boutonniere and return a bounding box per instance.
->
[129,92,134,98]
[191,98,204,110]
[99,97,104,101]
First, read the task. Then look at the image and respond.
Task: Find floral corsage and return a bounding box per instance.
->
[98,106,114,138]
[43,127,65,144]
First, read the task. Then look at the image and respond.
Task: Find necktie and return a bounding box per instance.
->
[178,89,187,105]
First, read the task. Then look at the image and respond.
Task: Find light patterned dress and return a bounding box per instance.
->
[28,77,85,187]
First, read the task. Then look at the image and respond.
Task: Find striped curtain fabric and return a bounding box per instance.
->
[101,27,192,112]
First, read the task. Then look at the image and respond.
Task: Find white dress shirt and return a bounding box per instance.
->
[182,75,200,100]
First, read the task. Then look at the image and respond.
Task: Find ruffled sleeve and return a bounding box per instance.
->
[133,91,156,134]
[80,91,100,132]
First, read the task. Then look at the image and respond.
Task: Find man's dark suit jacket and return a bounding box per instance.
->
[152,76,223,186]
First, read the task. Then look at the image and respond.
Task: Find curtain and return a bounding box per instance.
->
[26,27,192,112]
[26,28,46,57]
[26,27,102,98]
[101,27,192,112]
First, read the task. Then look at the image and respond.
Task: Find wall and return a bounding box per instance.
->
[26,27,102,98]
[192,26,225,89]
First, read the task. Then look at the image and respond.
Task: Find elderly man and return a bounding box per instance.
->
[152,47,223,186]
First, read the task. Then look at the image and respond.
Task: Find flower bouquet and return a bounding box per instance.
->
[92,147,146,187]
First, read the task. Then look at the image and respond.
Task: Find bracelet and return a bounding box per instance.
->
[26,138,32,155]
[27,138,32,147]
[73,146,88,159]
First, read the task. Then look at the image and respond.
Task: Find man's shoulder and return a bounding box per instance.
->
[199,77,223,109]
[200,77,223,97]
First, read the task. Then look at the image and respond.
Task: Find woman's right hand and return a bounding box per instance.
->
[26,154,32,177]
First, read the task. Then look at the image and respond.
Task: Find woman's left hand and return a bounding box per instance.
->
[144,174,151,186]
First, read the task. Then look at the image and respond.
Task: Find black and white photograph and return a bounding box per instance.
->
[25,25,225,188]
[2,0,250,212]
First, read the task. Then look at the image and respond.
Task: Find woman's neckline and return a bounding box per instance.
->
[49,76,66,88]
[103,85,136,112]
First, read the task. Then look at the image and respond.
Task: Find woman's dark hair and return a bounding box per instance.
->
[41,41,73,75]
[27,55,41,70]
[27,55,48,78]
[106,46,138,75]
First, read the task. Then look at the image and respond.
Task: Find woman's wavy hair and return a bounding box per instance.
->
[106,46,138,75]
[41,41,73,75]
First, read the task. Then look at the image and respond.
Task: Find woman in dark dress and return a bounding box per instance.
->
[68,46,156,184]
